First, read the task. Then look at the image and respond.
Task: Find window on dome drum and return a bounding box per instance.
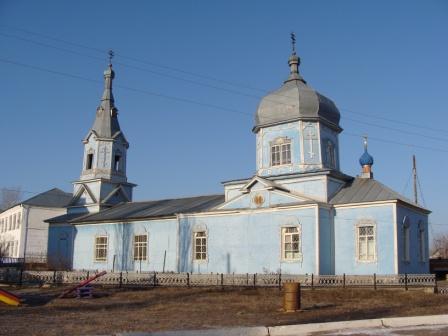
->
[86,153,94,170]
[356,224,376,262]
[403,217,410,262]
[271,138,291,166]
[282,227,301,260]
[133,234,148,261]
[418,221,425,262]
[114,155,121,171]
[326,141,336,168]
[193,231,207,261]
[94,236,108,262]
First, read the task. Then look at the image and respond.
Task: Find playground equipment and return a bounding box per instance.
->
[0,288,20,306]
[59,271,107,298]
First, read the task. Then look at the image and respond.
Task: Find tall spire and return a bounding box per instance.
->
[90,50,121,139]
[285,32,305,83]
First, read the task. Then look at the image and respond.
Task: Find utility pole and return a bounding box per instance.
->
[412,155,418,205]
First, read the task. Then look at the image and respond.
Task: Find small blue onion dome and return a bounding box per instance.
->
[359,149,374,166]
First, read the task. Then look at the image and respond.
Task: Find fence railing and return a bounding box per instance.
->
[0,269,436,290]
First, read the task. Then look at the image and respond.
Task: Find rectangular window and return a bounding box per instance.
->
[403,226,410,262]
[193,231,207,261]
[419,227,425,262]
[357,225,375,261]
[282,227,301,260]
[94,236,108,262]
[86,153,94,170]
[271,141,291,166]
[133,234,148,261]
[114,155,121,171]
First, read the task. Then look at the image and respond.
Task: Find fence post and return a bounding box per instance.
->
[311,273,314,290]
[53,270,57,285]
[220,273,224,290]
[278,272,282,291]
[253,273,256,288]
[86,271,90,281]
[119,272,123,288]
[153,272,157,287]
[405,273,408,291]
[5,268,9,284]
[19,269,23,287]
[343,273,346,289]
[246,273,249,286]
[373,273,377,290]
[187,272,190,287]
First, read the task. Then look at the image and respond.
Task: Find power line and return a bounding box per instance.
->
[1,24,447,137]
[3,56,448,155]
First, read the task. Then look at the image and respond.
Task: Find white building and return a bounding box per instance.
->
[0,188,71,263]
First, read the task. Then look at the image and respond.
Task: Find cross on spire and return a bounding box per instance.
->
[291,32,296,55]
[363,135,368,150]
[108,49,114,66]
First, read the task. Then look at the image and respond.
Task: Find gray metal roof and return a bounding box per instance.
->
[330,178,430,212]
[45,212,88,224]
[69,194,225,223]
[254,53,340,132]
[19,188,71,208]
[89,65,122,139]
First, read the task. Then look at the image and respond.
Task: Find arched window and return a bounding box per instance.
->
[326,140,336,168]
[86,149,94,170]
[418,220,426,262]
[270,137,291,166]
[114,150,122,171]
[402,217,410,262]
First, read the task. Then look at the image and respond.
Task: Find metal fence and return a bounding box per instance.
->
[0,269,436,290]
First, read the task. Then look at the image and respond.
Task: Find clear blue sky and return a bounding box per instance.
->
[1,1,447,239]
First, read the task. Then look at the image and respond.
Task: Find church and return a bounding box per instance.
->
[47,43,430,275]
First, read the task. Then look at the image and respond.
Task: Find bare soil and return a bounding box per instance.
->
[0,285,447,336]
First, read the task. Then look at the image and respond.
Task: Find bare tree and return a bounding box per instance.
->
[0,187,23,211]
[431,233,448,259]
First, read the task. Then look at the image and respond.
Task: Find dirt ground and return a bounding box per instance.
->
[0,285,447,336]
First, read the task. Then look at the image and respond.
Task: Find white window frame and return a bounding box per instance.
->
[94,235,108,262]
[133,234,148,261]
[270,137,292,167]
[281,226,302,262]
[402,217,410,263]
[193,231,207,262]
[356,220,377,263]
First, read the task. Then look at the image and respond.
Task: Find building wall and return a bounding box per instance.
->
[334,204,396,274]
[71,219,178,272]
[0,205,23,258]
[319,207,334,274]
[179,206,318,274]
[396,204,429,274]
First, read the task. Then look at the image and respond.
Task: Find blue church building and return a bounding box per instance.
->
[47,45,430,275]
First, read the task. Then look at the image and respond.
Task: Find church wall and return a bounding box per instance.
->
[280,177,327,202]
[47,224,76,270]
[396,205,429,274]
[318,208,334,274]
[72,219,178,272]
[179,207,317,274]
[334,204,395,275]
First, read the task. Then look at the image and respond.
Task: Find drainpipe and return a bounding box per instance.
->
[176,214,181,272]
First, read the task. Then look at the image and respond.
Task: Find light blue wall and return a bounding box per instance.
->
[334,204,396,275]
[319,208,334,274]
[396,205,429,274]
[72,219,178,272]
[47,224,76,270]
[178,207,317,274]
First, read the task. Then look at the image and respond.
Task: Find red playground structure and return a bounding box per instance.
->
[59,271,107,298]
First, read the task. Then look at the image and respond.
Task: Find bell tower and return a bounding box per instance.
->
[68,52,136,214]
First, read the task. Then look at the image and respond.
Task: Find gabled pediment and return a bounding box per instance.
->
[102,185,130,205]
[69,184,97,206]
[217,176,316,210]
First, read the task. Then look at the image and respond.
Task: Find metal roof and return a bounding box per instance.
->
[69,194,225,223]
[330,177,430,212]
[253,53,340,132]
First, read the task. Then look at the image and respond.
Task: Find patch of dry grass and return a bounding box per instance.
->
[0,286,447,335]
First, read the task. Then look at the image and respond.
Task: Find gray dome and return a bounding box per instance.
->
[254,54,341,132]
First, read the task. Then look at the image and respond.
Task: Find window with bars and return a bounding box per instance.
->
[193,231,207,261]
[282,227,301,260]
[357,225,376,262]
[94,236,108,262]
[133,234,148,261]
[271,138,291,166]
